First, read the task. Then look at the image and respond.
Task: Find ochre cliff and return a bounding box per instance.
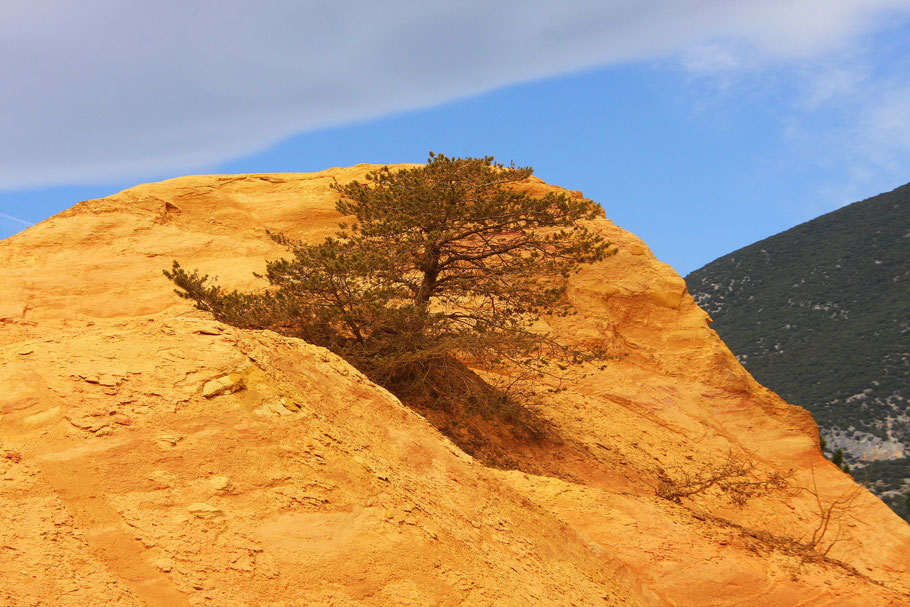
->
[1,168,907,606]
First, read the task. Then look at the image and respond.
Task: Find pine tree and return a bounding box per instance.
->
[165,153,613,417]
[831,449,844,468]
[831,448,851,473]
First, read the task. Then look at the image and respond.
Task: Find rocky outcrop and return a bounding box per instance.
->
[1,168,907,606]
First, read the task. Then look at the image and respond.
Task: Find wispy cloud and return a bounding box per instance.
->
[1,0,909,189]
[674,12,910,216]
[802,44,910,210]
[796,63,869,110]
[680,43,750,76]
[860,83,910,152]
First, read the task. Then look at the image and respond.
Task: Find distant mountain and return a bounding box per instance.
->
[686,183,910,521]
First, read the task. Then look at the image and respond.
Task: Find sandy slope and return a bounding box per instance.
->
[0,168,907,606]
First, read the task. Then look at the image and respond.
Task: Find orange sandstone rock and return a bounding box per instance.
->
[0,168,906,606]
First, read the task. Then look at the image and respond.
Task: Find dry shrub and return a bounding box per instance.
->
[799,465,864,558]
[656,452,791,505]
[684,464,873,580]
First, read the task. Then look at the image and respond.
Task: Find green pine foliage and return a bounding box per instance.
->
[831,449,845,468]
[165,153,613,429]
[831,449,851,474]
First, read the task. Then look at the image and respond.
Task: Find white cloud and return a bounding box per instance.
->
[680,44,745,75]
[1,0,909,189]
[797,48,910,211]
[861,84,910,152]
[666,5,910,217]
[797,64,869,109]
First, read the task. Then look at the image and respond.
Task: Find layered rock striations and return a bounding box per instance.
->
[1,168,907,606]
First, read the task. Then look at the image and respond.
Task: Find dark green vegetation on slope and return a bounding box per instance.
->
[686,182,910,521]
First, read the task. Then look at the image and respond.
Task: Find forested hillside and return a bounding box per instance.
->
[686,182,910,520]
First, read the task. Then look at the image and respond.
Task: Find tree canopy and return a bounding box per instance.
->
[166,153,613,422]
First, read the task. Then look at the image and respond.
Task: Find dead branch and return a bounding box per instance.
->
[656,451,791,505]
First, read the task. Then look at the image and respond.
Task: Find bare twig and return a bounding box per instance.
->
[656,452,791,505]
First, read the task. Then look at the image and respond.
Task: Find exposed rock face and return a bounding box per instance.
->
[1,168,907,606]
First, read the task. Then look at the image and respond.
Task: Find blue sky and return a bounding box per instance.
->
[2,1,910,275]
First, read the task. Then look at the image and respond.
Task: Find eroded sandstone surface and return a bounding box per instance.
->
[1,168,907,606]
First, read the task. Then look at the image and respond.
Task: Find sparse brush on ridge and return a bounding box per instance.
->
[656,452,791,506]
[165,153,614,433]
